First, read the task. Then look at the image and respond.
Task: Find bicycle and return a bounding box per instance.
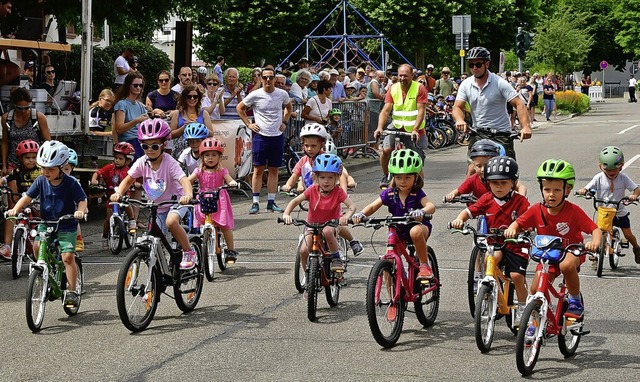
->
[513,234,591,376]
[92,184,136,255]
[115,197,203,332]
[577,190,634,277]
[356,214,440,348]
[277,218,348,321]
[1,186,36,279]
[23,214,84,333]
[426,115,456,148]
[449,223,521,352]
[283,135,302,175]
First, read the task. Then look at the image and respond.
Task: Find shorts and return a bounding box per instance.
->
[395,220,432,243]
[382,125,428,160]
[35,224,77,254]
[613,213,631,229]
[467,131,516,160]
[535,253,586,276]
[500,249,528,276]
[252,133,284,167]
[156,205,189,234]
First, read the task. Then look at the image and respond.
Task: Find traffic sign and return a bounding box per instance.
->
[600,60,608,70]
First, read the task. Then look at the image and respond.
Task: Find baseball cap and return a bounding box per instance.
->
[346,66,357,74]
[285,78,292,86]
[329,69,339,76]
[357,68,365,73]
[299,57,309,63]
[426,64,434,70]
[24,61,35,70]
[346,83,357,89]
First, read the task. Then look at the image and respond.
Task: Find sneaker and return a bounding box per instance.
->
[180,249,198,270]
[75,237,84,252]
[249,202,260,214]
[102,238,109,249]
[350,240,364,256]
[266,202,283,213]
[64,290,79,308]
[565,298,584,320]
[330,258,345,271]
[0,244,11,261]
[226,249,238,264]
[379,174,389,188]
[417,264,434,281]
[386,304,397,321]
[128,220,137,234]
[634,246,640,264]
[513,304,525,329]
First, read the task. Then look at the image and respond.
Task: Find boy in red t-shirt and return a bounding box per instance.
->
[451,156,530,320]
[506,159,601,320]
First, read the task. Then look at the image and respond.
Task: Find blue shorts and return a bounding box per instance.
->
[252,133,284,167]
[156,205,189,234]
[613,213,631,229]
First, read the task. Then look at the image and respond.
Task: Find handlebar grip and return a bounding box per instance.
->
[277,217,285,224]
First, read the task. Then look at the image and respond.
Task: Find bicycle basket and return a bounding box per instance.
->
[199,192,219,214]
[596,206,616,231]
[531,235,564,263]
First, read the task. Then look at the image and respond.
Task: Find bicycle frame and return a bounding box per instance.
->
[481,243,513,316]
[526,259,568,338]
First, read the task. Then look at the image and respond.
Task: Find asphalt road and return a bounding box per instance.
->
[3,99,640,381]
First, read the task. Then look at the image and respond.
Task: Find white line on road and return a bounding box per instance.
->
[623,154,640,171]
[617,124,638,134]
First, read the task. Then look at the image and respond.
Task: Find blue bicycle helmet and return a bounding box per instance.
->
[183,122,210,140]
[67,148,78,167]
[313,153,342,174]
[496,143,506,156]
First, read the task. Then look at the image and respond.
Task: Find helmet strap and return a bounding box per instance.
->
[493,189,513,202]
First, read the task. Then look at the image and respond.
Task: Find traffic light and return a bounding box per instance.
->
[516,32,526,59]
[525,32,535,50]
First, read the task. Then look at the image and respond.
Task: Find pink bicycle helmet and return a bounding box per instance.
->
[16,140,40,157]
[137,118,171,141]
[199,137,224,154]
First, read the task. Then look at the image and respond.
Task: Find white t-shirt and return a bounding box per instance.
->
[584,172,638,216]
[241,88,290,136]
[304,95,332,125]
[177,147,201,175]
[114,56,131,85]
[171,83,184,93]
[629,78,637,88]
[202,95,222,120]
[289,83,307,103]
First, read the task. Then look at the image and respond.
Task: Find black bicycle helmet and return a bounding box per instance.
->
[467,46,491,61]
[484,156,519,181]
[469,139,501,158]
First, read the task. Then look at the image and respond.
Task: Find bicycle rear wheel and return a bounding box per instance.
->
[174,238,204,313]
[427,128,446,149]
[515,300,543,376]
[294,234,305,293]
[116,249,159,332]
[596,233,608,277]
[414,247,440,327]
[307,255,320,322]
[202,228,216,281]
[609,228,621,269]
[366,259,404,348]
[558,297,583,357]
[474,284,496,353]
[467,246,486,317]
[63,256,84,316]
[11,228,26,279]
[26,267,47,332]
[109,215,125,255]
[437,119,457,146]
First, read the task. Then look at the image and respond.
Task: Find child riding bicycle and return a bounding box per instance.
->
[353,149,436,280]
[505,159,601,320]
[282,154,357,273]
[7,140,87,307]
[450,156,530,320]
[575,146,640,263]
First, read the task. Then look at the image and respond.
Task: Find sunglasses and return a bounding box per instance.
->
[158,78,170,83]
[186,94,199,100]
[207,82,219,86]
[131,83,144,88]
[15,105,31,111]
[141,143,162,151]
[469,62,485,69]
[46,70,55,74]
[262,76,275,80]
[442,72,450,75]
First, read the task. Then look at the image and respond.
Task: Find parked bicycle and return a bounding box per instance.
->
[356,214,440,348]
[92,184,136,255]
[23,214,84,333]
[1,186,36,279]
[513,234,590,376]
[115,197,203,332]
[283,135,302,175]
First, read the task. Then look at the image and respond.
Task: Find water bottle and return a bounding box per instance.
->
[477,215,487,234]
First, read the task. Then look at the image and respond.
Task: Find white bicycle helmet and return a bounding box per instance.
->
[37,140,70,167]
[324,139,337,155]
[197,67,208,75]
[299,123,327,139]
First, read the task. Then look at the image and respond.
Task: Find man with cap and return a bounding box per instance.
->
[434,66,455,97]
[290,56,310,83]
[22,61,35,88]
[329,69,347,102]
[344,66,360,90]
[424,64,436,93]
[356,67,367,85]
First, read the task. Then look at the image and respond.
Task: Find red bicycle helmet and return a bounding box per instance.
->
[113,142,135,159]
[199,137,224,154]
[16,140,39,157]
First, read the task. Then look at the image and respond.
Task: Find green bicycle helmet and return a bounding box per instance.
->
[329,108,342,117]
[599,146,624,170]
[388,149,423,174]
[536,159,575,187]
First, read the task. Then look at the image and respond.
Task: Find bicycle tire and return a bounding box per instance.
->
[63,256,83,316]
[366,259,404,348]
[437,119,457,146]
[11,228,26,279]
[596,233,607,277]
[414,247,440,327]
[293,234,305,293]
[307,255,320,322]
[174,238,204,313]
[203,228,216,281]
[558,298,583,357]
[609,228,621,270]
[324,259,341,307]
[109,215,125,255]
[216,229,228,271]
[124,215,135,249]
[457,131,470,146]
[515,300,543,376]
[474,284,496,353]
[116,248,159,332]
[467,246,486,317]
[427,128,446,149]
[26,267,47,332]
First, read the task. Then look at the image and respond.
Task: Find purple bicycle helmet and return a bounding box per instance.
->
[138,118,171,141]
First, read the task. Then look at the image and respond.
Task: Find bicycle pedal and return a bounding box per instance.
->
[617,252,626,257]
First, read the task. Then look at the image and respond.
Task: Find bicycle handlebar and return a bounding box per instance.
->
[348,213,432,227]
[448,222,512,250]
[442,193,477,204]
[119,196,199,209]
[575,189,636,209]
[467,126,520,140]
[277,217,339,229]
[509,234,586,263]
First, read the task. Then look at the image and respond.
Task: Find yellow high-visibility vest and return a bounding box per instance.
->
[391,81,425,132]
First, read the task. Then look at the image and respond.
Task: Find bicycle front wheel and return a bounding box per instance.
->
[216,229,228,271]
[11,228,26,279]
[26,267,47,332]
[596,232,608,277]
[474,284,496,353]
[116,249,159,332]
[109,215,125,255]
[515,300,543,376]
[63,256,84,316]
[467,246,486,317]
[202,228,216,281]
[366,259,404,348]
[174,238,204,313]
[307,256,320,322]
[414,247,440,327]
[609,228,621,269]
[294,234,305,293]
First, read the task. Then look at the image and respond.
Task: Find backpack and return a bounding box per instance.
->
[6,108,43,142]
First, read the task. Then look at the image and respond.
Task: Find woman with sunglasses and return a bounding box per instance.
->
[39,65,56,97]
[169,85,213,159]
[145,70,178,120]
[202,75,225,120]
[1,88,51,175]
[113,72,149,161]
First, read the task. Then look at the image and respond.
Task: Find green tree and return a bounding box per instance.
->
[526,4,594,73]
[613,0,640,58]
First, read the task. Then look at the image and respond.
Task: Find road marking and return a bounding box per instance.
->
[617,125,638,134]
[623,154,640,171]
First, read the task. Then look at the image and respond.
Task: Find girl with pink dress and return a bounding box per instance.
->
[187,138,239,262]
